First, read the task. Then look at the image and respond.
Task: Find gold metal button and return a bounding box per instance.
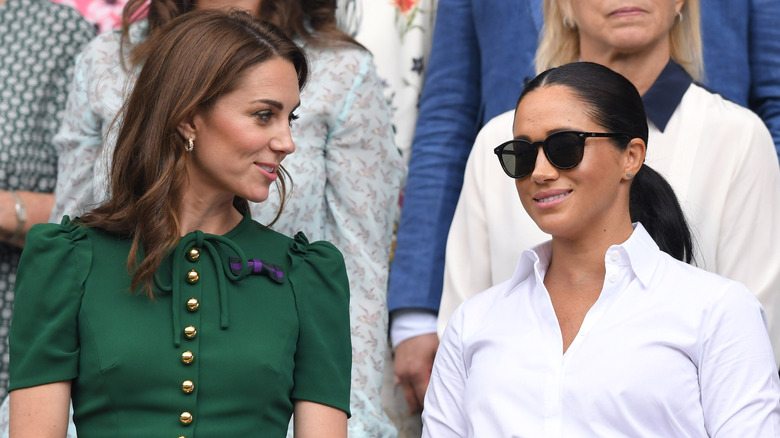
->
[186,298,199,312]
[180,411,193,425]
[181,351,194,364]
[184,325,197,339]
[182,380,195,393]
[186,270,199,284]
[186,248,200,262]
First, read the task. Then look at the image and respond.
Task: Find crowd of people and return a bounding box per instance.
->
[1,0,779,436]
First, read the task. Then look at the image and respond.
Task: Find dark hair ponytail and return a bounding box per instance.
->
[521,62,694,263]
[629,164,693,263]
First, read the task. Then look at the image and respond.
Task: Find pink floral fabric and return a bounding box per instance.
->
[52,0,127,33]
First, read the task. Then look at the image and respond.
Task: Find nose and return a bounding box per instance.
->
[270,123,296,156]
[529,146,558,183]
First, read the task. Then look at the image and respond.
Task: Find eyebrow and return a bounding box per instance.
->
[252,99,284,109]
[251,99,302,113]
[513,127,580,141]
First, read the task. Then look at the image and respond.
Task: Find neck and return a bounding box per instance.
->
[580,44,671,96]
[546,218,634,287]
[176,192,243,236]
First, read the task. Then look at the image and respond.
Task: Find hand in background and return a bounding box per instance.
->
[393,333,439,413]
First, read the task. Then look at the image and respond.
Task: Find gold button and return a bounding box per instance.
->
[182,380,195,393]
[186,298,199,312]
[184,325,197,339]
[186,270,199,284]
[180,411,193,425]
[181,350,194,364]
[187,248,200,262]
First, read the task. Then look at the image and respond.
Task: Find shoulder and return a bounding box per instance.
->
[477,110,515,145]
[653,251,760,311]
[684,84,767,131]
[303,41,376,86]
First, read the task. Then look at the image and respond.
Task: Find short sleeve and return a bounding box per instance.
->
[288,232,351,416]
[9,218,92,391]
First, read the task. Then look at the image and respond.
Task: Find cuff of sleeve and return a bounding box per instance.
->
[390,309,438,349]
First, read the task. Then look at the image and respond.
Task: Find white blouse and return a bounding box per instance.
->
[423,224,780,437]
[439,82,780,366]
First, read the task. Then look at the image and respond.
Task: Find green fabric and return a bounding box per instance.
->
[10,214,351,437]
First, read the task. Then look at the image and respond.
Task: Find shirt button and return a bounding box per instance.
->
[610,252,619,262]
[181,350,194,364]
[184,325,197,339]
[180,411,193,425]
[186,298,200,312]
[182,380,195,393]
[187,248,200,262]
[186,270,199,284]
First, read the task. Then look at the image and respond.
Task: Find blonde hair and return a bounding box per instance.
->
[535,0,703,82]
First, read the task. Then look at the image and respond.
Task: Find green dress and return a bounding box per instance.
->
[9,214,351,437]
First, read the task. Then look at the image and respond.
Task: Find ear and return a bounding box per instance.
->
[622,138,646,181]
[675,0,686,14]
[176,113,197,141]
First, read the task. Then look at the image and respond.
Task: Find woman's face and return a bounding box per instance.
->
[194,0,263,17]
[565,0,684,59]
[183,57,300,205]
[513,85,634,240]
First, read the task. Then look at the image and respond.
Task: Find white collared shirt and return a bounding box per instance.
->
[439,83,780,368]
[423,224,780,437]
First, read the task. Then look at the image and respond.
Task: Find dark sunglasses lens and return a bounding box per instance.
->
[546,132,584,169]
[499,141,536,177]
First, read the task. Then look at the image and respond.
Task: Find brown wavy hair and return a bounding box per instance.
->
[121,0,362,56]
[80,10,309,297]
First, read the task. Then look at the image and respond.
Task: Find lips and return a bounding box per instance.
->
[532,189,573,208]
[257,163,276,173]
[610,6,645,17]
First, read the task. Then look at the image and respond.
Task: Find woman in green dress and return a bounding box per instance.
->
[8,10,351,437]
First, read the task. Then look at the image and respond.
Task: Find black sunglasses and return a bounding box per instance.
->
[493,130,630,179]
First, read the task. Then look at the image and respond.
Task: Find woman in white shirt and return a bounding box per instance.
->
[422,62,780,437]
[439,0,780,365]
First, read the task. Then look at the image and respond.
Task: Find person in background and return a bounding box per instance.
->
[389,0,780,413]
[0,0,94,398]
[422,61,780,437]
[47,0,404,435]
[440,0,780,366]
[9,10,352,436]
[53,0,128,33]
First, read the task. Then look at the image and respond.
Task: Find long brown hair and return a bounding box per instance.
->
[81,10,309,297]
[120,0,362,59]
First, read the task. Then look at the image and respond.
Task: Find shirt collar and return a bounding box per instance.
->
[510,223,660,293]
[641,61,692,132]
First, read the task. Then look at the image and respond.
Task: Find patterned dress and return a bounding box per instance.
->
[48,19,406,437]
[0,0,94,398]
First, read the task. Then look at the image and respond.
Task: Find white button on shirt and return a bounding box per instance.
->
[423,224,780,437]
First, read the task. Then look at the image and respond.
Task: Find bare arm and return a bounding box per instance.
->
[9,381,71,438]
[293,400,347,438]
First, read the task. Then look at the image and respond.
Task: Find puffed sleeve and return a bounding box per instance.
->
[8,218,92,390]
[288,232,352,416]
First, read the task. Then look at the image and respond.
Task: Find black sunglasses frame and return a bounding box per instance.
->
[493,130,631,179]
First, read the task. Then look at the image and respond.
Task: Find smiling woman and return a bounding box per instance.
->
[8,10,352,438]
[422,62,780,437]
